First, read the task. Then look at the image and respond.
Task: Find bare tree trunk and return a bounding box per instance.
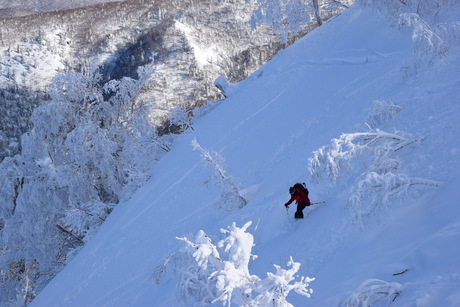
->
[312,0,323,26]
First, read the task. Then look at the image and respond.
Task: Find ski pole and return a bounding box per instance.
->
[311,201,326,205]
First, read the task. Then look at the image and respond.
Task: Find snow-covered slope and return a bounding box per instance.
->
[31,3,460,306]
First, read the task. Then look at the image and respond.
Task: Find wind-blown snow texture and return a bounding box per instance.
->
[31,3,460,307]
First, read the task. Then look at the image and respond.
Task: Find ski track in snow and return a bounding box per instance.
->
[120,161,201,231]
[234,88,288,130]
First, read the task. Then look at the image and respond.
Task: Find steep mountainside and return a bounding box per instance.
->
[30,1,460,306]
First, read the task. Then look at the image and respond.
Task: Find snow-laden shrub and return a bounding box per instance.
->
[399,12,460,76]
[57,201,116,242]
[192,138,247,211]
[346,279,403,306]
[349,172,441,226]
[359,0,459,24]
[250,258,315,307]
[308,130,422,185]
[366,100,401,129]
[399,13,447,58]
[308,128,441,226]
[360,0,460,77]
[155,221,314,306]
[398,13,447,76]
[435,22,460,48]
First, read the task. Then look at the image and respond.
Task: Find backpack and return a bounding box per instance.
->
[293,182,309,196]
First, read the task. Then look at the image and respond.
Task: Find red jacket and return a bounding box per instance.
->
[286,187,310,206]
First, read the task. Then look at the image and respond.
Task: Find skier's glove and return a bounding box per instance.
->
[284,203,289,208]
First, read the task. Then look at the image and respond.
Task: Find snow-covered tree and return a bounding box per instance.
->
[155,221,315,306]
[398,12,460,76]
[359,0,460,77]
[192,138,247,211]
[251,0,353,42]
[0,62,169,304]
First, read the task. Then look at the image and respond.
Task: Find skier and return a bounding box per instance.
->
[284,183,311,219]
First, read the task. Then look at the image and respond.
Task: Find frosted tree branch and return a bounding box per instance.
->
[192,138,247,211]
[346,279,403,306]
[308,129,422,184]
[308,127,441,226]
[157,222,315,306]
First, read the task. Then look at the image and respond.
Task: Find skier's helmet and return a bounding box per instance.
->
[289,187,296,195]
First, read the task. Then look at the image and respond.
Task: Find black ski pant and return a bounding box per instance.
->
[295,202,308,219]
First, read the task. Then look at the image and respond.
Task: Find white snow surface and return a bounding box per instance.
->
[31,3,460,307]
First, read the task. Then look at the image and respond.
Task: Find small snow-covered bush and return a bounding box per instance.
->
[251,257,315,307]
[192,138,247,211]
[346,279,403,306]
[308,130,422,185]
[349,172,441,226]
[366,100,401,129]
[156,221,314,306]
[308,128,441,226]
